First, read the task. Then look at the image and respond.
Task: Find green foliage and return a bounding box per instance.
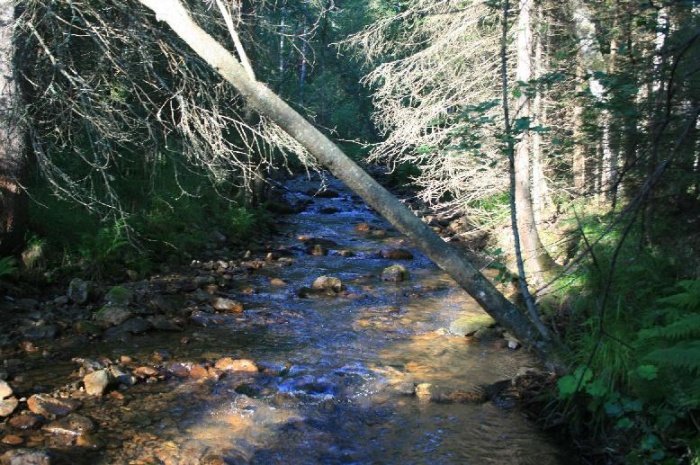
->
[0,256,18,279]
[224,206,262,241]
[557,271,700,463]
[636,280,700,408]
[78,220,130,278]
[385,162,421,189]
[21,236,47,270]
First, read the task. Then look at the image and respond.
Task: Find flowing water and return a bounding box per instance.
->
[11,174,569,464]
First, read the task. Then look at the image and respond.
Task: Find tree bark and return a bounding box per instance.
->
[515,0,557,284]
[137,0,563,362]
[0,0,26,255]
[568,0,617,202]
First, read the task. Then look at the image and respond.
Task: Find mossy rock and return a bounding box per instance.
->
[449,314,496,337]
[105,286,133,306]
[94,305,133,328]
[381,264,409,282]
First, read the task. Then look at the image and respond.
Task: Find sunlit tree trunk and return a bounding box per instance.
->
[568,0,613,202]
[643,6,670,242]
[0,0,26,255]
[514,0,557,283]
[531,2,551,224]
[572,62,589,195]
[137,0,564,363]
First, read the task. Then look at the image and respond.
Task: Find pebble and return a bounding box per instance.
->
[167,363,190,378]
[83,370,110,396]
[0,380,13,399]
[1,434,24,445]
[8,413,44,430]
[133,366,160,378]
[188,365,210,380]
[0,449,52,464]
[0,396,19,417]
[212,297,243,313]
[380,248,414,260]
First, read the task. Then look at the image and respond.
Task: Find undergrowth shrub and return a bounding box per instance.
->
[0,256,18,279]
[553,213,699,463]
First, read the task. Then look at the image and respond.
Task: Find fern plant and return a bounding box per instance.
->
[79,219,130,277]
[637,279,700,408]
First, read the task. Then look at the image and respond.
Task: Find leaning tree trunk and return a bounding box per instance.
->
[137,0,564,364]
[0,0,26,256]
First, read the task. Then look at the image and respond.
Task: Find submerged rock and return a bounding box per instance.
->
[214,358,259,373]
[0,449,52,465]
[449,314,496,337]
[212,297,243,313]
[27,395,79,418]
[414,383,437,401]
[381,264,409,282]
[380,248,414,260]
[311,276,344,294]
[43,413,95,436]
[7,413,44,430]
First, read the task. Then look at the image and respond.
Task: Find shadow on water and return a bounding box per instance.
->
[15,174,570,464]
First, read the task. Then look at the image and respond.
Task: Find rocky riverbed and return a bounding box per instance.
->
[0,174,565,464]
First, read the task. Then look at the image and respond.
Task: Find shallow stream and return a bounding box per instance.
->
[6,174,569,464]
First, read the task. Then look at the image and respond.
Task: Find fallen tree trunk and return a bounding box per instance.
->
[137,0,564,366]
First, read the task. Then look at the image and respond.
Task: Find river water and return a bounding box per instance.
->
[14,174,569,464]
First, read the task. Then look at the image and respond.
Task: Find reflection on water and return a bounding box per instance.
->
[54,175,569,464]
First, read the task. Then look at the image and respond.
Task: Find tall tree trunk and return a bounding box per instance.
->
[298,24,308,107]
[277,1,287,94]
[0,0,26,255]
[572,62,589,195]
[568,0,618,204]
[137,0,564,364]
[531,2,551,225]
[515,0,557,284]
